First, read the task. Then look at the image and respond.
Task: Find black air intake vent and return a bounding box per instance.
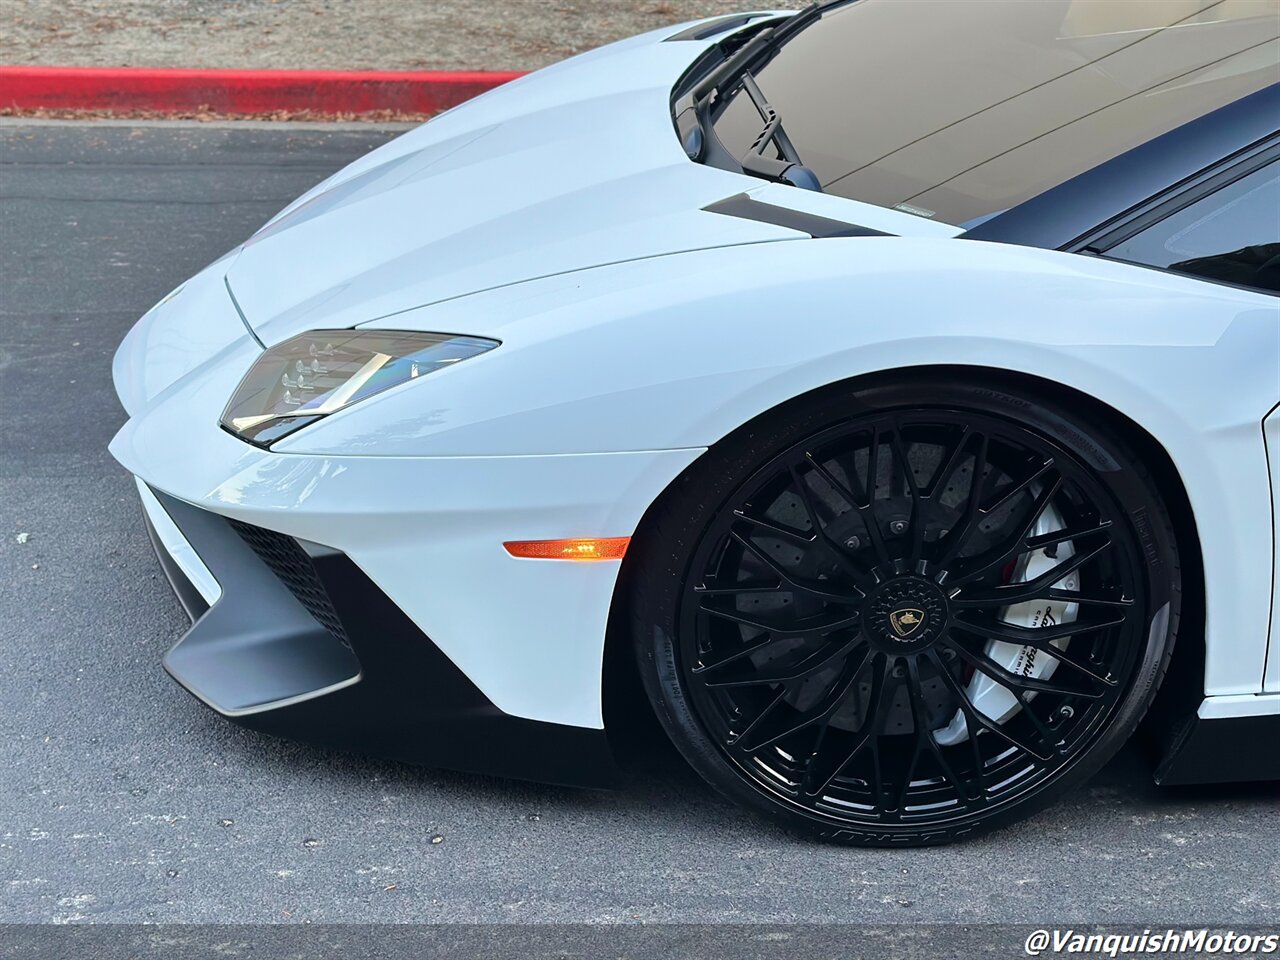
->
[228,519,352,650]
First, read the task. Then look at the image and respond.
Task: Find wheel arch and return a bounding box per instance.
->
[602,363,1207,762]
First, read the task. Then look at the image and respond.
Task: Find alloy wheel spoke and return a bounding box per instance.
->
[803,654,890,796]
[924,650,988,797]
[923,426,975,499]
[946,476,1066,587]
[981,458,1057,519]
[1046,588,1135,609]
[732,645,872,754]
[731,509,817,547]
[890,662,925,811]
[802,451,895,570]
[730,686,790,750]
[730,530,862,604]
[704,634,867,688]
[932,434,991,570]
[1014,690,1067,755]
[933,653,1055,761]
[699,603,861,638]
[949,539,1112,608]
[690,632,789,675]
[1025,520,1112,553]
[784,463,877,587]
[905,657,981,802]
[888,426,926,565]
[694,579,783,596]
[943,637,1103,702]
[949,619,1122,686]
[952,649,1069,757]
[950,612,1125,646]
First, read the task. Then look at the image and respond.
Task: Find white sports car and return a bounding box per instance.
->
[111,0,1280,845]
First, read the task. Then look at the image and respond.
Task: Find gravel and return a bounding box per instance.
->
[3,0,747,72]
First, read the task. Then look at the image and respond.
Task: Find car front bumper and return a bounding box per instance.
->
[111,278,706,785]
[136,480,624,787]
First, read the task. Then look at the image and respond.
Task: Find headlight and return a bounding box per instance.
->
[220,330,499,446]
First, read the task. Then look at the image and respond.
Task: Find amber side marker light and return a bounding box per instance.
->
[503,537,631,561]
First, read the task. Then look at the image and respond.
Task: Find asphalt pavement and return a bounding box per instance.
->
[1,119,1277,926]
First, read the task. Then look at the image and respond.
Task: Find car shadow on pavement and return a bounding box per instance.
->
[176,676,1276,848]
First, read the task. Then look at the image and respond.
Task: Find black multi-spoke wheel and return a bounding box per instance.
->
[630,378,1180,846]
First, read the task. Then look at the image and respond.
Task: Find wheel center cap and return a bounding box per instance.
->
[865,577,949,652]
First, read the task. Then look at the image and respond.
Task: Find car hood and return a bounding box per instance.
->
[224,18,956,345]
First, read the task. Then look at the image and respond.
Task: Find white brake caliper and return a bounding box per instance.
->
[934,498,1078,746]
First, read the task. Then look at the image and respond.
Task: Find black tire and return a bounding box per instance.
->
[628,375,1181,847]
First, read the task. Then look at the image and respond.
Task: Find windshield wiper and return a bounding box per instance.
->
[674,0,852,190]
[735,71,821,191]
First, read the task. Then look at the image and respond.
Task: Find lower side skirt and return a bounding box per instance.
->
[1154,711,1280,786]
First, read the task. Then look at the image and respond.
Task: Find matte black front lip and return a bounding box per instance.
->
[142,486,620,789]
[145,493,362,717]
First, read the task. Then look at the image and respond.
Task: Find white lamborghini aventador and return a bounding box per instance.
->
[111,0,1280,845]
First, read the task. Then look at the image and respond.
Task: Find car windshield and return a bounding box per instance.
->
[711,0,1280,225]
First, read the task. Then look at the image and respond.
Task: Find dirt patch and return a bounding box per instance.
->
[0,106,436,123]
[3,0,746,72]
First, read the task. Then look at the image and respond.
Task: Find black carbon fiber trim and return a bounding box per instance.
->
[703,193,891,238]
[664,13,762,42]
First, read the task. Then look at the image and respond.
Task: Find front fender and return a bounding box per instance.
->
[276,237,1277,459]
[275,237,1280,697]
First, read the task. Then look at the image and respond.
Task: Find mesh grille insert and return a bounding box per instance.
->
[228,519,352,650]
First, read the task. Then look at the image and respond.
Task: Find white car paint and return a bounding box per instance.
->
[112,250,244,416]
[225,13,952,346]
[1267,402,1280,694]
[136,478,222,607]
[110,15,1280,731]
[1199,693,1280,720]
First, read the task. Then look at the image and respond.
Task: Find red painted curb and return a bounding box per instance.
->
[0,65,526,116]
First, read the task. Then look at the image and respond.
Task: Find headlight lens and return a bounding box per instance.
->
[220,330,498,445]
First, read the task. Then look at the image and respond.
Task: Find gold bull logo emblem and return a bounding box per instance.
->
[889,608,926,639]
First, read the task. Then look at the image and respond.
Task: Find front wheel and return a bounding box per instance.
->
[629,377,1181,846]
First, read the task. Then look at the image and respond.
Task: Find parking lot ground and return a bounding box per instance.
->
[1,119,1276,924]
